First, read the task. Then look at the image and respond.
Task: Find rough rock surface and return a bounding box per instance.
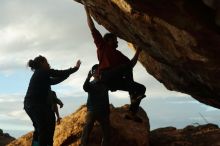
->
[7,105,220,146]
[7,105,149,146]
[202,0,220,26]
[74,0,220,109]
[150,123,220,146]
[0,129,15,146]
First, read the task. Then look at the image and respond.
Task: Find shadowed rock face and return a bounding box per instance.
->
[0,129,15,146]
[150,124,220,146]
[74,0,220,109]
[7,105,150,146]
[7,105,220,146]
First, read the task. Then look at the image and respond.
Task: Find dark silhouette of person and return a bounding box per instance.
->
[80,64,110,146]
[24,55,81,146]
[47,90,63,125]
[84,6,146,121]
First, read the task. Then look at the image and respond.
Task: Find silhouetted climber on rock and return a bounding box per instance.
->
[84,5,146,121]
[80,64,110,146]
[24,55,81,146]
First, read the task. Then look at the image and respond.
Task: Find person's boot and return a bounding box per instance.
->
[130,94,146,108]
[129,94,145,113]
[136,94,146,102]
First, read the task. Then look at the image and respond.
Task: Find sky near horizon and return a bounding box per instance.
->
[1,0,220,138]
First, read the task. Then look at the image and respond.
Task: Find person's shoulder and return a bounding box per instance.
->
[33,69,45,75]
[34,69,50,78]
[36,69,49,73]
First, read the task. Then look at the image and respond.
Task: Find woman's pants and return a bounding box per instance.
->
[24,105,56,146]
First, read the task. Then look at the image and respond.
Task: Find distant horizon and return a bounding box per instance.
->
[1,0,220,139]
[2,94,220,138]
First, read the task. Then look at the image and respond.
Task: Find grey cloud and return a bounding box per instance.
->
[0,0,103,74]
[0,0,137,76]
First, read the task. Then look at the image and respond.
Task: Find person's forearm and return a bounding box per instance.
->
[70,66,79,74]
[49,68,75,85]
[83,77,92,92]
[52,104,60,118]
[50,76,68,85]
[49,67,79,78]
[49,68,70,77]
[85,6,95,30]
[87,14,95,30]
[55,108,60,118]
[131,49,141,67]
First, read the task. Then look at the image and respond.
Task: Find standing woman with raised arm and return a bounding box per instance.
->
[24,55,81,146]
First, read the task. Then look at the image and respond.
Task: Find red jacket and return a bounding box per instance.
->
[92,28,130,71]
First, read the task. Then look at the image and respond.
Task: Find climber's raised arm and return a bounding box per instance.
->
[84,5,104,49]
[130,47,142,67]
[84,5,95,31]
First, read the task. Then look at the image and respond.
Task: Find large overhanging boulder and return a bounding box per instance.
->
[74,0,220,109]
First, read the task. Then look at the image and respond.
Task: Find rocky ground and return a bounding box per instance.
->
[0,129,15,146]
[150,123,220,146]
[5,105,220,146]
[7,105,149,146]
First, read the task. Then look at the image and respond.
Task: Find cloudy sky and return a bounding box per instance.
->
[1,0,220,138]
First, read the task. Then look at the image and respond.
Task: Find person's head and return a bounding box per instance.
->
[27,55,50,71]
[91,64,100,80]
[103,33,118,48]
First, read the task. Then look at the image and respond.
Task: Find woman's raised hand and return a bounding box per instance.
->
[75,60,81,68]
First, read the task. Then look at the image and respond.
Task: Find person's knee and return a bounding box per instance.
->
[138,84,146,94]
[142,85,146,93]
